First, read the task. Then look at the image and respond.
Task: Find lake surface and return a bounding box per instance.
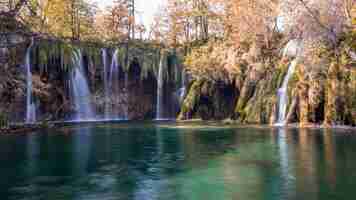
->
[0,122,355,200]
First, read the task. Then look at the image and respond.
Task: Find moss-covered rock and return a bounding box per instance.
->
[324,62,347,126]
[0,112,9,129]
[178,79,237,120]
[348,71,356,125]
[236,66,280,124]
[178,80,203,120]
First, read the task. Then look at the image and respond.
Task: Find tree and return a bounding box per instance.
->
[149,6,168,43]
[13,0,97,40]
[136,23,146,40]
[150,0,225,46]
[127,0,135,39]
[224,0,279,47]
[281,0,354,45]
[105,0,137,41]
[0,0,29,16]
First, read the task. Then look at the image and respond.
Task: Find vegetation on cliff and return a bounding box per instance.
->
[0,0,355,127]
[162,0,355,126]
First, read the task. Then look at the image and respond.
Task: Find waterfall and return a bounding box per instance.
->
[156,54,165,120]
[102,48,110,119]
[109,49,124,119]
[25,38,36,124]
[124,64,129,119]
[276,59,298,125]
[103,48,127,120]
[178,70,187,103]
[283,39,300,58]
[109,49,120,90]
[275,40,302,126]
[70,49,95,121]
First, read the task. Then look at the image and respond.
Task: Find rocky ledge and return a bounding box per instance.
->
[0,122,55,135]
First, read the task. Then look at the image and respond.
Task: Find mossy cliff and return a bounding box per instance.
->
[0,22,354,126]
[178,79,237,120]
[179,60,287,124]
[0,37,183,122]
[179,32,356,127]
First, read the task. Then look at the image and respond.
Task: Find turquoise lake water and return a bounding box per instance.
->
[0,122,355,200]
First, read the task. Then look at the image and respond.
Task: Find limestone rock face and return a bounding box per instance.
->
[179,53,355,127]
[1,35,355,126]
[0,43,27,122]
[178,80,237,120]
[0,39,183,122]
[324,62,356,126]
[91,71,156,120]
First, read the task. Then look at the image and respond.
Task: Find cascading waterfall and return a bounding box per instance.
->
[124,62,129,119]
[103,48,127,120]
[70,49,95,121]
[102,48,110,119]
[275,40,301,125]
[276,59,298,125]
[156,54,165,120]
[109,49,125,119]
[178,70,187,103]
[109,49,120,90]
[25,38,36,124]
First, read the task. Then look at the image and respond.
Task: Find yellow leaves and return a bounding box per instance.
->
[38,0,72,37]
[18,0,98,40]
[153,0,226,45]
[184,40,243,82]
[352,3,356,23]
[225,0,279,46]
[103,0,138,41]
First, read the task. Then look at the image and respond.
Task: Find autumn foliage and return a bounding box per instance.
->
[177,0,356,80]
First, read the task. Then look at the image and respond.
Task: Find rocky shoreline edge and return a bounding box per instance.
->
[1,119,355,135]
[0,122,55,135]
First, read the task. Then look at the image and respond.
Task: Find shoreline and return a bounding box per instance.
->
[0,122,55,135]
[1,120,355,135]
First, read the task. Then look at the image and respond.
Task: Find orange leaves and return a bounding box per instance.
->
[102,0,139,41]
[225,0,279,46]
[149,0,225,45]
[184,40,244,82]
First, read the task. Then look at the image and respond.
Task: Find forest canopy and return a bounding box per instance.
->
[2,0,354,43]
[1,0,355,67]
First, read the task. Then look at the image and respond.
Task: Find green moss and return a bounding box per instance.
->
[324,62,341,125]
[82,45,102,68]
[244,94,276,124]
[32,38,171,84]
[286,71,299,112]
[276,61,290,88]
[241,76,277,124]
[34,40,75,73]
[269,69,281,92]
[234,82,254,116]
[350,72,356,125]
[178,80,204,120]
[141,49,160,79]
[0,113,9,129]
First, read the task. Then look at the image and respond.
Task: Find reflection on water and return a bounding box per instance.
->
[26,133,39,179]
[0,123,355,200]
[323,129,337,188]
[277,128,295,200]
